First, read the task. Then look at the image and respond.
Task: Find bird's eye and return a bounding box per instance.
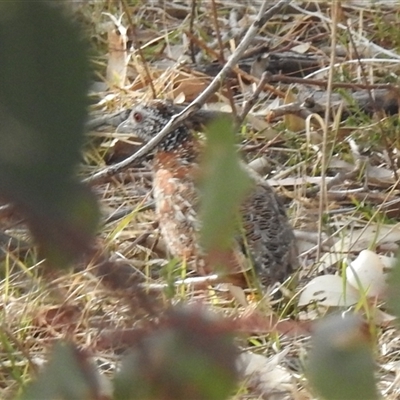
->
[132,111,143,123]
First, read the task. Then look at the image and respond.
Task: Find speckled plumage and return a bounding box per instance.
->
[117,100,298,285]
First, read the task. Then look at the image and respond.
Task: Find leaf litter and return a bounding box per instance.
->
[3,1,400,399]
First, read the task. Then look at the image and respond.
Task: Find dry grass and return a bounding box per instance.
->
[2,1,400,399]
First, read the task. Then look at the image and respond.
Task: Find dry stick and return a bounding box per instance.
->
[139,274,222,291]
[211,0,225,64]
[189,0,197,64]
[266,73,395,91]
[84,0,292,186]
[266,101,314,121]
[235,71,271,128]
[210,0,237,117]
[316,2,338,262]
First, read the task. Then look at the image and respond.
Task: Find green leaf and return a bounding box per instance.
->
[307,314,378,400]
[0,3,99,266]
[114,305,238,400]
[27,182,100,266]
[19,342,105,400]
[198,117,252,253]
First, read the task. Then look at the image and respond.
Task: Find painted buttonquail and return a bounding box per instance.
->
[117,100,298,286]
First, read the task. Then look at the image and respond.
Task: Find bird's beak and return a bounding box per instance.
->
[116,118,133,133]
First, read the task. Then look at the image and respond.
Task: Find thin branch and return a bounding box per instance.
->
[211,0,224,63]
[189,0,197,63]
[210,0,237,117]
[139,274,222,291]
[265,73,395,91]
[305,58,400,80]
[235,72,271,128]
[84,0,292,185]
[266,100,314,121]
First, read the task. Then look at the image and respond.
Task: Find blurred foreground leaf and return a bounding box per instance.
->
[307,314,378,400]
[20,342,108,400]
[0,2,99,266]
[114,305,238,400]
[198,117,252,255]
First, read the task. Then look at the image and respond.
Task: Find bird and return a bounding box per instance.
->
[117,100,298,286]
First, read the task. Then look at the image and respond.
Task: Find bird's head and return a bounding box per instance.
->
[116,100,191,152]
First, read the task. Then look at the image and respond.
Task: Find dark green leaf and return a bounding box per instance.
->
[307,314,378,400]
[114,306,238,400]
[0,3,99,266]
[198,117,252,252]
[19,342,105,400]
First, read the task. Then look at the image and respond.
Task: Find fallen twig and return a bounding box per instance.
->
[265,73,396,91]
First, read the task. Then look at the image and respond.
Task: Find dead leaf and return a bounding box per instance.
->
[284,88,305,132]
[237,350,294,400]
[346,249,388,298]
[299,275,360,308]
[291,42,311,54]
[171,76,209,102]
